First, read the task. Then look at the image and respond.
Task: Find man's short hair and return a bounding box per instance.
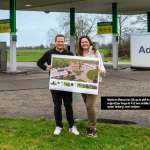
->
[55,34,65,42]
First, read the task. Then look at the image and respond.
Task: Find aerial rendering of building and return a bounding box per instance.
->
[69,61,80,71]
[51,69,68,79]
[51,57,99,83]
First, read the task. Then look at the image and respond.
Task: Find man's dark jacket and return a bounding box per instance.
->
[37,47,74,71]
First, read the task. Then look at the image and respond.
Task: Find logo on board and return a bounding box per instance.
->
[139,46,150,53]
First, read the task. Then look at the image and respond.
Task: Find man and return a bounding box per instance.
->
[37,34,79,135]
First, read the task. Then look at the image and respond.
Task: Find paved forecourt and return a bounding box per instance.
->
[0,62,150,127]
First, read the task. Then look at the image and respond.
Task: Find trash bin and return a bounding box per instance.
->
[0,42,7,71]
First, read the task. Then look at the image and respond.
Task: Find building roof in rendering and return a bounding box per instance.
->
[51,69,68,78]
[84,63,96,69]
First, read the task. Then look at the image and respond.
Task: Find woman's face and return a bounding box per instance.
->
[81,38,90,50]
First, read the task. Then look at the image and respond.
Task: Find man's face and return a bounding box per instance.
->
[55,37,65,50]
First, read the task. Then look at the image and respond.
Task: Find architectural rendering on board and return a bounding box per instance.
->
[51,58,99,83]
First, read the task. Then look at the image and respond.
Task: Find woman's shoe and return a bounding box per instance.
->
[87,129,97,138]
[82,127,90,135]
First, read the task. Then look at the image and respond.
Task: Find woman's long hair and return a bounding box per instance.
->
[76,35,97,56]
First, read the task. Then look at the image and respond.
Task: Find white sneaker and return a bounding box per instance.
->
[69,125,79,135]
[54,126,62,135]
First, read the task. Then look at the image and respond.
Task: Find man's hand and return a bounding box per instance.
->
[98,69,105,75]
[46,65,53,71]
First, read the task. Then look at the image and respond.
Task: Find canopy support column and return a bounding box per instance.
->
[70,8,75,54]
[112,3,118,69]
[10,0,17,71]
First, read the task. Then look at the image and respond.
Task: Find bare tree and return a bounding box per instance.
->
[47,27,69,46]
[131,14,147,32]
[119,14,148,57]
[99,14,143,57]
[47,13,103,49]
[47,13,147,58]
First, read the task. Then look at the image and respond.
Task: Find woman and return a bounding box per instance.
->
[76,35,106,138]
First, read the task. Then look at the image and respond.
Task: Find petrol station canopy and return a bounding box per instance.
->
[1,0,150,72]
[0,0,150,15]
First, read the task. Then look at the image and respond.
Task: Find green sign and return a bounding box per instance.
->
[0,19,10,24]
[97,22,113,34]
[0,19,10,33]
[12,35,17,41]
[97,22,113,26]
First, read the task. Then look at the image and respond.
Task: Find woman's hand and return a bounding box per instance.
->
[46,65,53,71]
[98,69,105,76]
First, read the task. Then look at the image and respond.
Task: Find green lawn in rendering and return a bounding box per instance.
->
[73,70,81,75]
[63,76,70,80]
[0,117,150,150]
[86,69,98,81]
[75,79,86,82]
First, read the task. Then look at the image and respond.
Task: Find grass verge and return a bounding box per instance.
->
[99,49,112,56]
[104,57,131,62]
[0,117,150,150]
[7,50,48,62]
[7,50,130,62]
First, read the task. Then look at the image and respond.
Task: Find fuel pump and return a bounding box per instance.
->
[113,34,119,69]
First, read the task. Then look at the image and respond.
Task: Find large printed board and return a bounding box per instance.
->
[49,55,100,95]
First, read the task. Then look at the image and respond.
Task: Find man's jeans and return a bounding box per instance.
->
[50,90,74,128]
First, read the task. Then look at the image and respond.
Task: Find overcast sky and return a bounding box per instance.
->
[0,10,61,47]
[0,10,113,47]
